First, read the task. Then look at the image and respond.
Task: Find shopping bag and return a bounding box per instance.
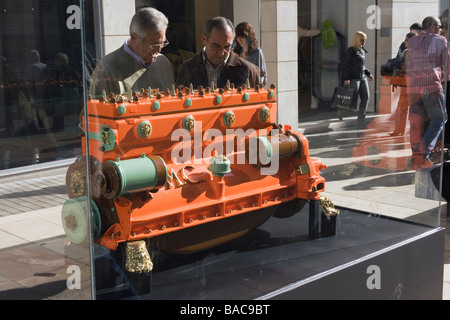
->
[332,85,356,110]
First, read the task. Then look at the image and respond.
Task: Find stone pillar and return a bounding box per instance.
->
[233,0,260,37]
[99,0,135,55]
[261,0,298,130]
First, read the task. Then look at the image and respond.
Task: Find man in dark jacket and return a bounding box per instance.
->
[176,16,260,89]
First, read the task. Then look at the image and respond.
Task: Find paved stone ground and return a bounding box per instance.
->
[0,159,92,299]
[0,172,66,216]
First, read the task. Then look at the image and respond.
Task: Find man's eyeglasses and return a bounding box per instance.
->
[148,40,170,50]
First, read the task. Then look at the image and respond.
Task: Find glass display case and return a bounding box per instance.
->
[0,0,448,302]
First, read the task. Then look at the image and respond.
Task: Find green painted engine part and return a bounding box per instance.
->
[208,155,231,177]
[105,154,168,198]
[61,196,101,244]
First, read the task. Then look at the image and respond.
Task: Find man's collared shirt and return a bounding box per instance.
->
[407,30,450,94]
[124,40,153,69]
[202,48,229,87]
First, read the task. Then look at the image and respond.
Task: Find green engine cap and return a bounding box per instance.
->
[223,111,235,127]
[208,155,231,177]
[183,115,195,132]
[184,98,193,108]
[117,104,127,115]
[152,101,160,111]
[138,120,152,138]
[214,95,222,105]
[61,197,101,244]
[260,107,270,122]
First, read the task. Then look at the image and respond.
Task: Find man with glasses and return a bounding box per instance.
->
[406,16,449,168]
[176,16,260,89]
[89,7,174,98]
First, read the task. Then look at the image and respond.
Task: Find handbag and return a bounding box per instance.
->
[332,85,356,110]
[380,56,404,76]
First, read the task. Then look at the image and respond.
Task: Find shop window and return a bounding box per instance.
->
[0,0,96,170]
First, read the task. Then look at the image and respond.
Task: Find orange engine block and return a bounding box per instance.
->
[62,84,329,254]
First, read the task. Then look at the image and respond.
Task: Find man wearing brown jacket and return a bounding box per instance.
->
[176,16,260,89]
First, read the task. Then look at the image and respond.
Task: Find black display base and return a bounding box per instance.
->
[262,226,444,300]
[94,206,444,300]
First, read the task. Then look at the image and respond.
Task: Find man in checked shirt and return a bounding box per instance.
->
[406,16,450,169]
[176,16,260,90]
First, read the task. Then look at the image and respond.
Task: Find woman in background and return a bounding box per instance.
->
[341,31,374,128]
[234,22,267,87]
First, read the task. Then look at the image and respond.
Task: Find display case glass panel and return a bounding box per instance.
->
[0,0,93,299]
[0,0,447,300]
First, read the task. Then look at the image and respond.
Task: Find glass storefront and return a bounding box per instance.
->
[0,0,94,300]
[0,0,98,169]
[0,0,448,301]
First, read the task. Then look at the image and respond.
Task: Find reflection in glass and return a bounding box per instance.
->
[0,0,92,300]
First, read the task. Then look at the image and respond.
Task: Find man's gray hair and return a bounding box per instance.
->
[203,16,235,39]
[130,7,169,38]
